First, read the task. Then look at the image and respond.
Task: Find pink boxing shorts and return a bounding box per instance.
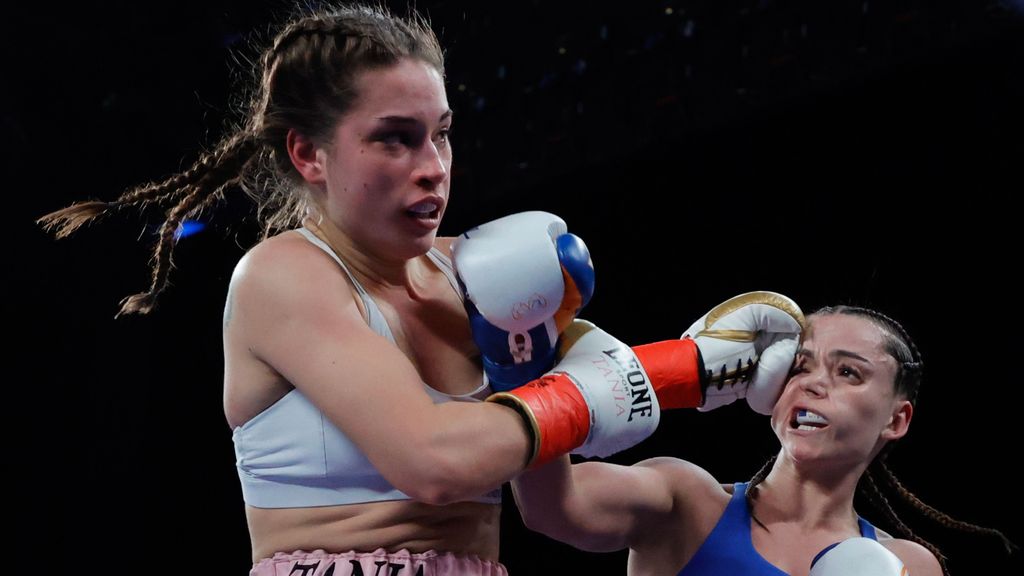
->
[250,548,508,576]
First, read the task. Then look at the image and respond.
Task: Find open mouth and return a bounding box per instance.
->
[407,200,441,220]
[790,408,829,431]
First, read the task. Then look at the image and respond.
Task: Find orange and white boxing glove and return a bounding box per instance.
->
[485,319,655,463]
[488,320,660,467]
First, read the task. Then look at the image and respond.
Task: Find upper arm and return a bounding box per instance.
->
[230,240,443,485]
[513,456,720,553]
[881,539,944,576]
[227,237,536,505]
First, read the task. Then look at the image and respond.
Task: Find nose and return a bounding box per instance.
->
[413,142,449,190]
[796,368,828,399]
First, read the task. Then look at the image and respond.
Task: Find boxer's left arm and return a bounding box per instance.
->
[453,211,594,391]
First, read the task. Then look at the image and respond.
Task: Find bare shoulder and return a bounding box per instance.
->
[226,231,363,344]
[879,538,944,576]
[232,230,331,286]
[626,458,731,564]
[634,457,719,487]
[231,232,349,303]
[634,457,729,511]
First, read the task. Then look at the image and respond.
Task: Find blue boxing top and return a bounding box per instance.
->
[679,482,877,575]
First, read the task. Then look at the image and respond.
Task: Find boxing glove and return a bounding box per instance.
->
[809,537,908,576]
[453,211,594,391]
[633,291,805,415]
[488,320,660,467]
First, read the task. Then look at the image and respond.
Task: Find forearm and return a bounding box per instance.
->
[389,400,531,505]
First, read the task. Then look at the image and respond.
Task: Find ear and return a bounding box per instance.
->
[881,400,913,441]
[286,129,327,187]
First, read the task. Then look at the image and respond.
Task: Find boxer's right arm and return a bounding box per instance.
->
[230,238,531,505]
[498,293,806,556]
[511,455,722,552]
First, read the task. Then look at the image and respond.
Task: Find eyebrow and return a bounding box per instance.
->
[377,110,453,124]
[796,349,873,365]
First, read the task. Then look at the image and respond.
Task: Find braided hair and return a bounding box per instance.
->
[744,305,1015,575]
[37,2,444,316]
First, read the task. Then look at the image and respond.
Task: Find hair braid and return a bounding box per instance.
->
[125,131,259,314]
[858,308,924,405]
[38,127,259,235]
[267,15,341,61]
[860,465,950,575]
[873,460,1017,555]
[745,454,777,531]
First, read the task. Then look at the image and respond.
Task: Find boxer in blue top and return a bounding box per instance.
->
[510,305,1015,575]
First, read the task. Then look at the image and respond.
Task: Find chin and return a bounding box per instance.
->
[413,232,439,253]
[784,446,828,465]
[779,431,835,464]
[385,228,437,257]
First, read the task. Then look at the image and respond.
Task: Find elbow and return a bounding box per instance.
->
[515,489,613,551]
[406,484,462,507]
[522,511,596,550]
[388,446,485,506]
[520,508,569,541]
[400,475,463,506]
[514,488,573,540]
[522,511,618,553]
[518,503,550,533]
[521,516,557,539]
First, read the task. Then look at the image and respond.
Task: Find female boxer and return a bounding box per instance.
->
[512,306,1015,575]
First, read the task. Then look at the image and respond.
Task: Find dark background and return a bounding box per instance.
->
[12,0,1023,573]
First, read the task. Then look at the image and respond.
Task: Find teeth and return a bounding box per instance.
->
[408,202,437,215]
[796,409,829,426]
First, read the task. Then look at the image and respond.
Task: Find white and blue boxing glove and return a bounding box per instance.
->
[452,211,594,391]
[810,538,908,576]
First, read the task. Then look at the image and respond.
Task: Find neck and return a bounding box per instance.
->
[753,453,867,531]
[303,217,432,295]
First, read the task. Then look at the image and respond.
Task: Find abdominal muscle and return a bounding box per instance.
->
[246,499,501,563]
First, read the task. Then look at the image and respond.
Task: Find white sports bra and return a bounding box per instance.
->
[232,228,500,508]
